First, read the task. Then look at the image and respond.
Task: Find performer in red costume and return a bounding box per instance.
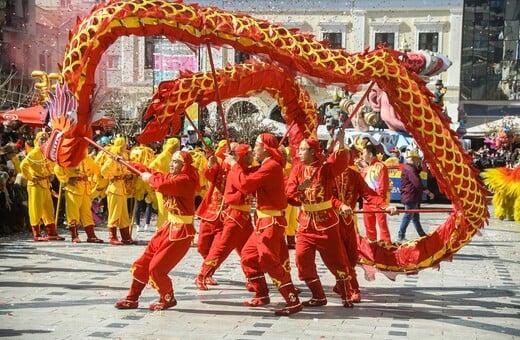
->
[332,147,398,302]
[286,132,356,308]
[195,144,254,290]
[225,133,302,316]
[360,143,392,243]
[114,151,199,311]
[194,141,228,288]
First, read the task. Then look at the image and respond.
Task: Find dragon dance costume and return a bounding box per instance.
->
[54,154,104,243]
[333,165,392,302]
[229,133,302,316]
[20,132,64,241]
[115,151,199,311]
[286,138,354,308]
[196,144,254,290]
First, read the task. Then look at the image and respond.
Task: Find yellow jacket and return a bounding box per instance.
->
[101,153,131,196]
[20,147,55,189]
[54,156,99,196]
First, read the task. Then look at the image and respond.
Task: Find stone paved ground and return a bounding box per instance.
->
[0,203,519,339]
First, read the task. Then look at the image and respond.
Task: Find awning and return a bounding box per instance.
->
[92,116,117,129]
[0,106,47,126]
[464,116,520,138]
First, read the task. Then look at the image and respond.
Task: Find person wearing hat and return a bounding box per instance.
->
[148,137,180,229]
[100,137,135,245]
[433,79,446,107]
[397,149,434,242]
[286,133,358,309]
[54,150,104,243]
[282,146,298,249]
[128,143,156,233]
[1,143,21,173]
[384,146,401,167]
[115,150,200,311]
[333,146,399,302]
[195,143,254,290]
[361,143,393,243]
[226,133,302,316]
[194,139,230,289]
[20,131,65,241]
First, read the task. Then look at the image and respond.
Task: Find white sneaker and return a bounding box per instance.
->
[135,224,142,232]
[144,224,150,231]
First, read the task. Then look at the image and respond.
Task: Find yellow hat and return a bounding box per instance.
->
[110,137,126,154]
[33,131,49,147]
[163,137,179,152]
[405,150,421,159]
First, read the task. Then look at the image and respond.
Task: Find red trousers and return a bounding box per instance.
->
[131,224,194,298]
[295,225,352,282]
[338,217,360,291]
[197,216,224,258]
[338,216,359,268]
[240,219,291,287]
[201,209,253,276]
[362,203,391,242]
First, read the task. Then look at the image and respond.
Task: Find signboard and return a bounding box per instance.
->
[153,41,197,87]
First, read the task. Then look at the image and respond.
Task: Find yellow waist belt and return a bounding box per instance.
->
[256,209,283,218]
[167,214,194,224]
[302,200,333,212]
[229,204,251,212]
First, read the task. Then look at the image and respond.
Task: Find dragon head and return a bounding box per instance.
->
[40,82,89,166]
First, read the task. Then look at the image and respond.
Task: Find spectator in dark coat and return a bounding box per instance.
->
[396,150,434,242]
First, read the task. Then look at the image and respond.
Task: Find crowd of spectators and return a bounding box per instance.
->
[1,117,519,238]
[469,144,520,171]
[0,120,35,236]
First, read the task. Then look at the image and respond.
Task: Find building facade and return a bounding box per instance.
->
[460,0,520,120]
[2,0,517,133]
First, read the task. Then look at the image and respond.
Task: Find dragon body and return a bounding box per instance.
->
[45,0,488,274]
[137,59,318,147]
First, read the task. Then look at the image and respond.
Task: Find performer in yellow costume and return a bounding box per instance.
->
[129,143,156,232]
[283,146,298,249]
[101,137,134,245]
[20,131,65,241]
[189,146,209,208]
[54,150,104,243]
[148,137,180,229]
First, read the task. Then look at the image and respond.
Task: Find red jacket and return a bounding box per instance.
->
[196,162,227,220]
[229,157,287,211]
[286,150,348,230]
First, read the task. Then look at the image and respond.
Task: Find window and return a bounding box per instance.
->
[418,32,439,52]
[319,22,349,49]
[322,32,343,48]
[144,37,154,69]
[106,55,119,69]
[375,32,395,49]
[60,0,71,7]
[370,17,400,49]
[414,18,446,52]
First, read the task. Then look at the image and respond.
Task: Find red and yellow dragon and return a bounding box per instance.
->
[39,0,488,276]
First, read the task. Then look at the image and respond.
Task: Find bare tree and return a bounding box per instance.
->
[200,101,277,146]
[95,90,143,138]
[0,66,34,110]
